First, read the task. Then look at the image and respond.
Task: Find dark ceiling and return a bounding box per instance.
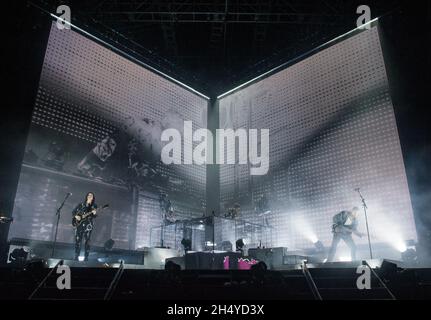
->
[30,0,402,95]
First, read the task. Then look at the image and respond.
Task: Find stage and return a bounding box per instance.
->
[1,0,429,305]
[6,236,429,300]
[1,258,431,300]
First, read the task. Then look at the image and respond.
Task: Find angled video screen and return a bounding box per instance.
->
[9,22,208,250]
[218,25,416,258]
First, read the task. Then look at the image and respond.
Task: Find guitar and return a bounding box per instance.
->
[72,204,109,228]
[332,224,353,234]
[332,224,365,237]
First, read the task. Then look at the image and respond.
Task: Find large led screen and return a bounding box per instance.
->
[9,22,208,250]
[218,25,416,258]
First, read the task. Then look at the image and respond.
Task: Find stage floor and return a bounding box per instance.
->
[1,259,431,300]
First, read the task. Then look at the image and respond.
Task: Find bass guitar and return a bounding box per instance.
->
[72,204,109,228]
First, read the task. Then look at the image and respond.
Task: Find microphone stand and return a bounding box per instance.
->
[51,193,71,258]
[356,189,373,259]
[160,222,165,248]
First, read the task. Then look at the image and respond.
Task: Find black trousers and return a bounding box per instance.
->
[74,225,92,260]
[327,232,357,262]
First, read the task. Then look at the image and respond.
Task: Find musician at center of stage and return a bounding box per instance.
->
[327,207,365,262]
[72,192,98,261]
[159,193,176,224]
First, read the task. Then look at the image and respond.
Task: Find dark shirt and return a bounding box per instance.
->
[332,210,358,233]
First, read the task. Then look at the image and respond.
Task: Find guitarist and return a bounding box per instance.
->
[72,192,98,261]
[327,207,364,262]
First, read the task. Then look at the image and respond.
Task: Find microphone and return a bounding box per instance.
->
[67,192,72,196]
[355,188,360,193]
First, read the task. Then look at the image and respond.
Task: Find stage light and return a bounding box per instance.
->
[367,207,409,253]
[388,234,408,253]
[309,235,318,244]
[9,248,29,264]
[292,215,318,244]
[397,242,408,253]
[401,239,417,253]
[338,256,352,262]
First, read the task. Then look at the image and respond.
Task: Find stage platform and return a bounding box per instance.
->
[7,238,422,271]
[10,257,402,271]
[1,259,431,300]
[37,258,402,271]
[42,258,148,269]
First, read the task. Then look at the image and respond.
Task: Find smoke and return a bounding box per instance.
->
[366,204,407,253]
[291,214,318,244]
[405,145,431,263]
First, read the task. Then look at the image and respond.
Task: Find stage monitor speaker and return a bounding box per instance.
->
[248,247,288,269]
[379,260,400,279]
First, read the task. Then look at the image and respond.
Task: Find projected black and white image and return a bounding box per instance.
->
[9,22,209,251]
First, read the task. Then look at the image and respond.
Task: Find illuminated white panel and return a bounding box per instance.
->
[218,25,416,254]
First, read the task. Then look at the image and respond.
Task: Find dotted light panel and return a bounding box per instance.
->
[218,26,417,254]
[10,22,208,249]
